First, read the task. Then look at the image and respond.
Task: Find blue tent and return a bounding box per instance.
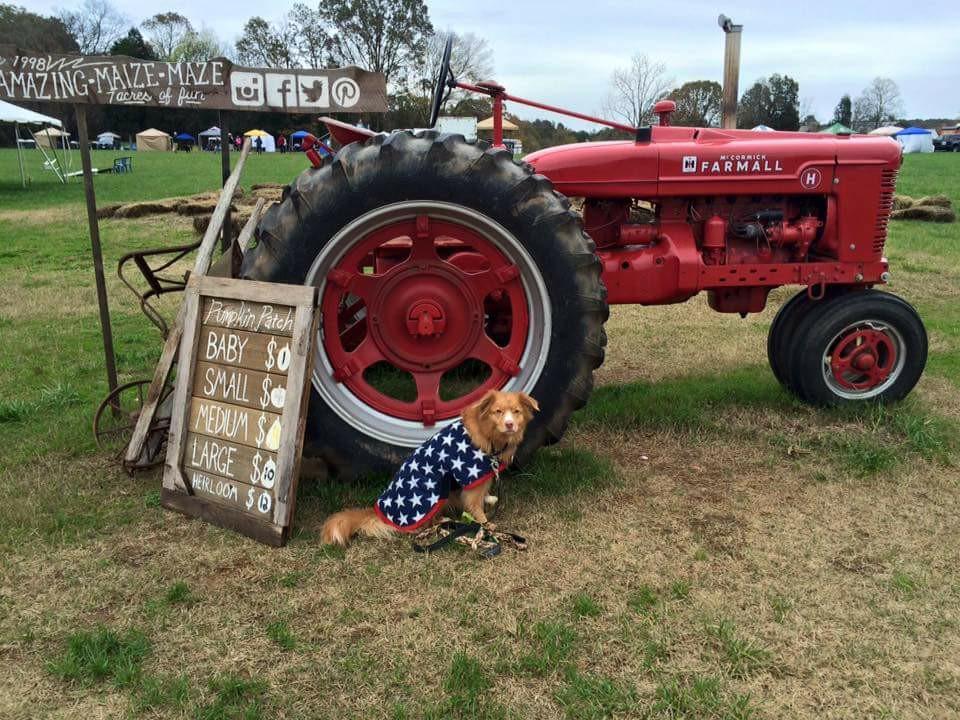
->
[894,126,934,154]
[174,132,195,142]
[290,130,310,139]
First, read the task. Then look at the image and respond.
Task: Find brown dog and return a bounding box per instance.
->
[320,390,538,546]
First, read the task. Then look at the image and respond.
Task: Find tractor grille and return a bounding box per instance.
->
[874,168,898,254]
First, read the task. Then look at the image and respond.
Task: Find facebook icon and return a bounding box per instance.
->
[265,74,298,109]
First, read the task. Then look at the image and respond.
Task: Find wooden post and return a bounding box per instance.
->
[124,139,252,466]
[75,105,119,394]
[720,16,743,130]
[219,111,232,253]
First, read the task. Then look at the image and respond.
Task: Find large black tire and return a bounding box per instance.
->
[785,289,927,406]
[241,131,608,475]
[767,287,847,392]
[767,290,811,390]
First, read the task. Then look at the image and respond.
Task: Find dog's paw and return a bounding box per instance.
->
[484,495,498,506]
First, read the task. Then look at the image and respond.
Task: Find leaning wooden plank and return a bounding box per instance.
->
[124,139,252,466]
[237,197,266,256]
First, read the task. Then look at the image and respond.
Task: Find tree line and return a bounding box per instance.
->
[0,1,942,151]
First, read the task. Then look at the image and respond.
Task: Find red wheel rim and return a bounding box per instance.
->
[320,213,529,425]
[828,327,898,391]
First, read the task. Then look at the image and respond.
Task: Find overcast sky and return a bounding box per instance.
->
[27,0,960,128]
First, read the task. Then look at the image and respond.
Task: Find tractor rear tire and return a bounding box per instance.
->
[241,131,608,476]
[786,289,927,406]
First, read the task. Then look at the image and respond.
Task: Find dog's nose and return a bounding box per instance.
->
[504,420,515,430]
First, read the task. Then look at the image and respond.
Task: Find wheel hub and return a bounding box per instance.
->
[310,202,548,436]
[828,326,897,391]
[369,264,482,369]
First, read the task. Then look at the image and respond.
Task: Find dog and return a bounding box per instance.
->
[320,389,539,546]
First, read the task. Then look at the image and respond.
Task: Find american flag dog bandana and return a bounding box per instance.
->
[374,420,501,532]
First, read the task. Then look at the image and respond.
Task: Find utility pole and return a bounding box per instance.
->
[718,14,743,129]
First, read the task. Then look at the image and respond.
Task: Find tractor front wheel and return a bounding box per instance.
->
[785,290,927,406]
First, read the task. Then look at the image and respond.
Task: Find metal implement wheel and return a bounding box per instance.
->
[786,290,927,405]
[242,131,607,475]
[93,378,173,472]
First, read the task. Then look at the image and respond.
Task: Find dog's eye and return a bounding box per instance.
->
[494,408,503,415]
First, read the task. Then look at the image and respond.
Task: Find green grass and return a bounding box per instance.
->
[0,147,307,210]
[195,674,269,720]
[650,674,757,719]
[131,674,191,714]
[266,619,296,650]
[571,592,603,618]
[627,585,660,615]
[164,581,192,604]
[517,621,578,676]
[704,619,772,679]
[555,669,638,719]
[47,626,150,688]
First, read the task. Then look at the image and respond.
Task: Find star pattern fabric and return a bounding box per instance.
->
[374,420,501,532]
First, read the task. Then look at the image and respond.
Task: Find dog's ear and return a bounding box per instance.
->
[519,393,539,416]
[476,389,499,417]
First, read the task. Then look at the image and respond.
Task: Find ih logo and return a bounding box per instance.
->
[801,168,822,189]
[682,155,698,173]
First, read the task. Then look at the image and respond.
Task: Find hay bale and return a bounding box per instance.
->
[192,211,251,237]
[251,186,283,203]
[890,206,956,223]
[113,200,179,218]
[251,183,284,191]
[96,203,123,219]
[914,194,953,208]
[892,194,914,211]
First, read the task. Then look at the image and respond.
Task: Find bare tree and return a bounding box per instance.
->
[142,12,193,60]
[287,4,330,68]
[59,0,126,54]
[603,53,673,127]
[418,30,493,97]
[852,77,904,131]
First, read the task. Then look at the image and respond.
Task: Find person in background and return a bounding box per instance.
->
[255,136,263,154]
[235,134,242,151]
[277,134,287,154]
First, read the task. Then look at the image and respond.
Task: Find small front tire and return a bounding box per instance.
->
[787,290,927,406]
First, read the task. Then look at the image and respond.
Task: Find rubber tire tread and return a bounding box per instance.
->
[241,131,608,476]
[786,289,927,406]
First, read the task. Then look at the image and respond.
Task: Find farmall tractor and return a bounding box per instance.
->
[241,40,927,474]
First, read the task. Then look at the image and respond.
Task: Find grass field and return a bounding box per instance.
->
[0,147,958,719]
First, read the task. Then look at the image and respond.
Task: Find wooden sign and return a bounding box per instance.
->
[0,46,387,113]
[162,276,318,546]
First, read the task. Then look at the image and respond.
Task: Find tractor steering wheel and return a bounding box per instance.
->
[428,36,455,128]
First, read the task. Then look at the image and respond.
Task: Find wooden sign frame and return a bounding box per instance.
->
[162,276,318,546]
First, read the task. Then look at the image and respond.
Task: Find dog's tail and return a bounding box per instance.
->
[321,507,396,546]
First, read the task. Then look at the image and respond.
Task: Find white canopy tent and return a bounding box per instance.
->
[0,99,64,186]
[96,131,121,148]
[868,125,903,137]
[198,125,222,149]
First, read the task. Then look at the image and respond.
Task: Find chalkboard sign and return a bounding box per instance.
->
[162,276,318,546]
[0,46,387,113]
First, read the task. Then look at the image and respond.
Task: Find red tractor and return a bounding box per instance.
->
[242,40,927,474]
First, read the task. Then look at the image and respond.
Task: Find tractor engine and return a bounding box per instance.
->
[583,195,827,313]
[527,126,901,315]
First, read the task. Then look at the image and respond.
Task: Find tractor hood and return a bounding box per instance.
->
[524,127,901,198]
